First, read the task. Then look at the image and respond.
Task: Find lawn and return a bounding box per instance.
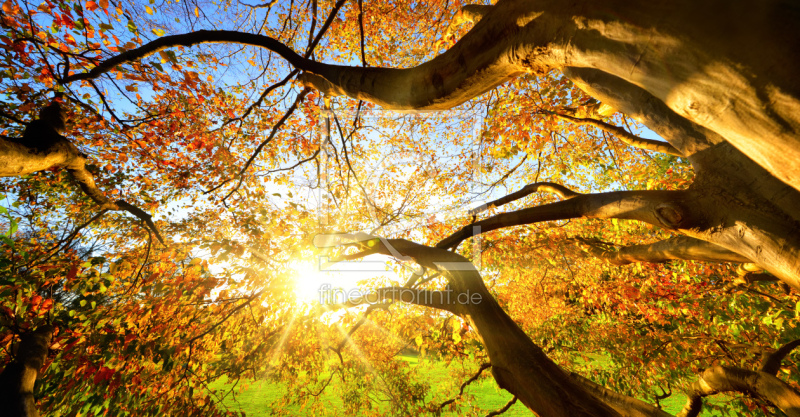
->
[208,355,723,416]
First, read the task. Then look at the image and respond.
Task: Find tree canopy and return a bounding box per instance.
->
[1,0,799,416]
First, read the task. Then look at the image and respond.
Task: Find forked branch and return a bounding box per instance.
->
[678,366,800,417]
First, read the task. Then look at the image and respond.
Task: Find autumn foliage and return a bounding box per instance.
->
[1,0,799,416]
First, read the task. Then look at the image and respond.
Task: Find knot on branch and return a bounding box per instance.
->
[654,203,689,229]
[298,73,344,97]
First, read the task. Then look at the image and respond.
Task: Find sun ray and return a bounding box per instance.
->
[268,312,298,367]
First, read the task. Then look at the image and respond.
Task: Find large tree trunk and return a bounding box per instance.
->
[0,326,54,417]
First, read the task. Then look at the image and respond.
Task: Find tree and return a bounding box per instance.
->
[0,0,799,416]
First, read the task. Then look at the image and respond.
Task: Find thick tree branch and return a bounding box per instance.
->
[561,67,721,159]
[63,31,319,84]
[60,7,538,110]
[59,1,800,191]
[438,189,695,250]
[678,366,800,417]
[579,236,751,266]
[0,136,84,177]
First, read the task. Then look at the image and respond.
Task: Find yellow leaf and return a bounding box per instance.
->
[247,59,257,67]
[194,6,199,17]
[145,5,153,14]
[414,335,423,346]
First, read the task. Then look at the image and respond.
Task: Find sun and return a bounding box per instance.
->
[291,259,331,304]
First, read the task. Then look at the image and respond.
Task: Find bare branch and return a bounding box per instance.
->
[0,109,27,126]
[440,363,492,410]
[237,0,277,9]
[114,200,166,245]
[217,88,309,201]
[485,396,517,417]
[550,112,683,157]
[221,70,298,128]
[63,31,317,84]
[186,290,264,345]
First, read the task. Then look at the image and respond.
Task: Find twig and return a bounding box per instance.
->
[486,396,517,416]
[439,363,492,410]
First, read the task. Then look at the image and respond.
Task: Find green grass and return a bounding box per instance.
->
[209,355,531,416]
[209,355,722,416]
